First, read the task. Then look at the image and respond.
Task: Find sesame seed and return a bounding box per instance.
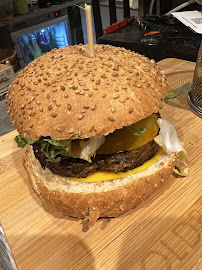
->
[56,102,61,107]
[122,86,127,90]
[108,116,115,121]
[72,85,78,90]
[78,114,84,120]
[39,107,43,112]
[95,80,100,85]
[83,87,89,91]
[68,128,74,134]
[106,80,110,85]
[129,108,133,113]
[112,71,118,77]
[136,95,142,100]
[113,94,120,99]
[51,113,57,117]
[90,77,94,81]
[93,85,98,90]
[119,98,125,103]
[61,86,65,91]
[29,123,33,128]
[137,84,142,88]
[111,107,115,113]
[91,104,96,110]
[48,105,53,111]
[79,81,86,86]
[160,96,164,101]
[64,93,68,98]
[56,127,61,132]
[67,104,72,110]
[102,93,106,98]
[89,126,94,132]
[113,66,119,71]
[88,92,93,97]
[106,62,112,67]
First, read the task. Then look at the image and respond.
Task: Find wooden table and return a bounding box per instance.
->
[0,58,201,270]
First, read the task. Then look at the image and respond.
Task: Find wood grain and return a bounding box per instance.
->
[0,58,201,270]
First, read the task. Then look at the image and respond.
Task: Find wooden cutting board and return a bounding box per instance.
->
[0,58,201,270]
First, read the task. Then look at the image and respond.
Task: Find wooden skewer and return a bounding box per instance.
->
[85,3,95,58]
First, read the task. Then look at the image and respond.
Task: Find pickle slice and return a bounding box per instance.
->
[97,114,159,154]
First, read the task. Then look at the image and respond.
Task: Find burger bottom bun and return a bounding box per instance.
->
[24,146,177,226]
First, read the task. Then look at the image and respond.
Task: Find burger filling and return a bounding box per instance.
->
[32,140,159,178]
[15,114,160,178]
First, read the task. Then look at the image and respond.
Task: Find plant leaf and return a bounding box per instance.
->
[165,82,191,100]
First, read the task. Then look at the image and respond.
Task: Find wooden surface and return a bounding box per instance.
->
[0,58,201,270]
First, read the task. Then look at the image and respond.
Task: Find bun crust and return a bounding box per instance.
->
[24,146,176,225]
[7,44,168,140]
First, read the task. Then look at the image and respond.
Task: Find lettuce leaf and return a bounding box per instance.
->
[80,136,105,162]
[14,135,35,148]
[14,134,71,162]
[127,125,146,136]
[156,118,185,154]
[40,138,71,162]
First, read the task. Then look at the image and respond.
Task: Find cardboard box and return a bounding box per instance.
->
[0,63,15,91]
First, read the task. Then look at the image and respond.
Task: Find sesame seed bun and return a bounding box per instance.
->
[6,44,168,141]
[24,145,176,226]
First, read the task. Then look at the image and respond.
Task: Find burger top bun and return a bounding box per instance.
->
[6,44,168,141]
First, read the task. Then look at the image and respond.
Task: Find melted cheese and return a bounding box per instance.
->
[67,147,163,183]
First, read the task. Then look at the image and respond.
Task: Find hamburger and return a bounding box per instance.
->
[6,44,185,226]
